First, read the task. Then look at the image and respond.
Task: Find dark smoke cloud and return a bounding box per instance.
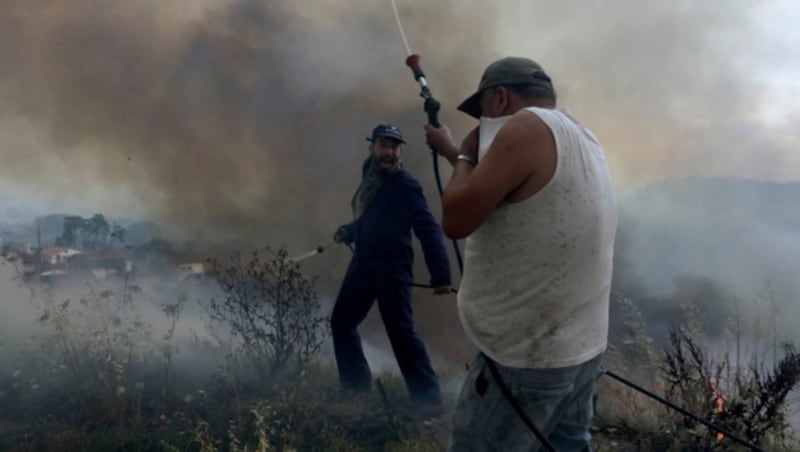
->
[0,0,487,246]
[0,0,797,247]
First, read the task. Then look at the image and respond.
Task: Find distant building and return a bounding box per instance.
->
[67,249,133,280]
[176,259,216,282]
[43,246,82,265]
[0,243,38,278]
[7,242,35,255]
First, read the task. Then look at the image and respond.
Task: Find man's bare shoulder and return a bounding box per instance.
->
[491,108,552,154]
[513,107,551,131]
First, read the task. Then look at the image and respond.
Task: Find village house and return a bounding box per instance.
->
[176,259,216,282]
[44,246,82,265]
[67,249,134,280]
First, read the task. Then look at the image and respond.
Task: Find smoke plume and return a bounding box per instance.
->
[2,0,797,246]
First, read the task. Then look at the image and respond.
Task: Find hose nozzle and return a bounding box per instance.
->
[289,242,333,263]
[405,54,425,81]
[404,54,440,127]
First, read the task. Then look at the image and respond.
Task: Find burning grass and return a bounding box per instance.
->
[593,296,800,451]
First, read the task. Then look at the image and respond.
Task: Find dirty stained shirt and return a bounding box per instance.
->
[457,107,617,369]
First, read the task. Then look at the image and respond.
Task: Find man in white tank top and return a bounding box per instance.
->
[425,57,617,451]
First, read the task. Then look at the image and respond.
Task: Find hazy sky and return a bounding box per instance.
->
[1,0,798,245]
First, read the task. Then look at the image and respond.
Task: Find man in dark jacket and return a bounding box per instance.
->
[331,123,452,407]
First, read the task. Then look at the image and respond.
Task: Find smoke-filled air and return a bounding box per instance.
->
[1,0,799,450]
[2,1,797,237]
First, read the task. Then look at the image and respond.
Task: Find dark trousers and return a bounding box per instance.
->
[330,258,441,404]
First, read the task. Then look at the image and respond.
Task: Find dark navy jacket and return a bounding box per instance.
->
[338,167,451,288]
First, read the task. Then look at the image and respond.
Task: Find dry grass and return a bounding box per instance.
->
[2,252,798,451]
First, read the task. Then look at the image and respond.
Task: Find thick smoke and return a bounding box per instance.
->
[2,2,800,430]
[0,0,482,247]
[2,0,797,245]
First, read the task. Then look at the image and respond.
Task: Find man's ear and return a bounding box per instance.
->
[497,86,510,109]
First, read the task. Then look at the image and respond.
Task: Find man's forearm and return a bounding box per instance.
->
[447,158,474,190]
[440,157,478,239]
[435,143,460,167]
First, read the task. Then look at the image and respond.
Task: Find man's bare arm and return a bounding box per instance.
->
[423,124,473,167]
[441,111,554,239]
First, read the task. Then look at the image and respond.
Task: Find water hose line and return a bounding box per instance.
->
[387,4,760,450]
[390,1,551,449]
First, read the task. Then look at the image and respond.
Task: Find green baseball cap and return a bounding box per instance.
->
[457,56,553,119]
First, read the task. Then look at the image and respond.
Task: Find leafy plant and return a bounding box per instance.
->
[660,300,800,450]
[208,247,328,384]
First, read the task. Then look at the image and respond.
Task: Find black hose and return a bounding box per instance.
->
[408,55,554,451]
[410,282,457,293]
[486,356,557,452]
[425,106,553,451]
[601,368,765,452]
[431,150,465,274]
[416,77,759,452]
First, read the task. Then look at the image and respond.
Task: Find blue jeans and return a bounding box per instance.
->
[448,352,603,452]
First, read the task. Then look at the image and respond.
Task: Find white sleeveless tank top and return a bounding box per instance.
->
[458,107,617,368]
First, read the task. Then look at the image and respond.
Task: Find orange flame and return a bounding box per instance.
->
[710,378,727,442]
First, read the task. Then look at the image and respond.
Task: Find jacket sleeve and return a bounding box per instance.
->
[405,179,452,287]
[335,222,356,245]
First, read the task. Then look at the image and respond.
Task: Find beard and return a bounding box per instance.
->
[369,154,402,176]
[374,155,398,167]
